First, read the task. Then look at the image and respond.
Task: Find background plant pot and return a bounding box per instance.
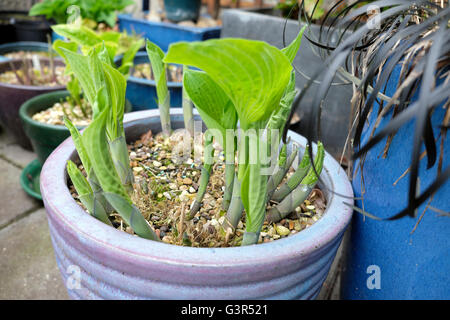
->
[118,13,221,52]
[0,11,18,45]
[221,9,353,159]
[13,15,52,42]
[0,41,51,62]
[0,58,66,149]
[19,90,133,165]
[40,108,353,299]
[115,52,182,111]
[163,0,202,22]
[341,67,450,299]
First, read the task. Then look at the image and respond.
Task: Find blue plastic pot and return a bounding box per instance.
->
[115,52,182,111]
[164,0,202,22]
[342,66,450,299]
[0,41,50,62]
[118,13,221,52]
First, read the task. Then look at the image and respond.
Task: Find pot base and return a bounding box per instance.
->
[20,159,42,200]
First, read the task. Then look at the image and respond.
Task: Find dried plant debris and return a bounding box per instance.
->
[32,98,92,126]
[132,63,183,82]
[4,51,49,60]
[70,130,327,247]
[0,64,68,86]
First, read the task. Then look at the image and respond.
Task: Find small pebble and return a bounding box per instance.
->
[153,160,162,167]
[276,225,290,236]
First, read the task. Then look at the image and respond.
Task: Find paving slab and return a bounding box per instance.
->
[0,159,41,228]
[0,208,69,300]
[0,131,36,169]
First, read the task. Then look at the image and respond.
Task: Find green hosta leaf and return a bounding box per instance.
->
[81,108,156,239]
[302,142,325,186]
[61,48,109,117]
[67,160,111,225]
[99,30,121,44]
[118,38,144,75]
[103,192,159,240]
[64,117,92,175]
[66,75,82,105]
[52,40,78,75]
[101,61,127,140]
[81,107,128,199]
[52,24,118,60]
[146,40,168,104]
[183,69,237,151]
[52,24,101,47]
[164,38,292,129]
[146,40,171,136]
[281,24,307,63]
[96,43,114,66]
[240,146,267,235]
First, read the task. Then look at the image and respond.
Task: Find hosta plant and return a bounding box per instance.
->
[65,27,327,246]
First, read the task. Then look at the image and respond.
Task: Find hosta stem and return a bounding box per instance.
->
[267,143,324,223]
[159,94,171,137]
[222,163,235,211]
[271,146,311,202]
[266,184,314,223]
[186,135,214,219]
[182,65,194,136]
[242,232,259,246]
[187,166,212,219]
[109,135,134,194]
[222,174,244,230]
[266,146,298,200]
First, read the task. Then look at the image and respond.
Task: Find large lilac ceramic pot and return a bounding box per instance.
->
[40,109,353,299]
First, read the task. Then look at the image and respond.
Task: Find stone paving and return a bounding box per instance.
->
[0,127,342,300]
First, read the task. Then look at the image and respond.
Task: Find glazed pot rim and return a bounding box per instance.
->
[0,58,66,91]
[40,108,353,266]
[118,13,222,33]
[19,89,132,131]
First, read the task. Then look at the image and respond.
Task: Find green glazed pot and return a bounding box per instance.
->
[20,90,132,165]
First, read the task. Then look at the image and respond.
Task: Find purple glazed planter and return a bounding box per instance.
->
[40,108,353,300]
[0,58,66,149]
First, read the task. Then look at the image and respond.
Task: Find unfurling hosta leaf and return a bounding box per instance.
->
[164,38,293,129]
[64,117,92,175]
[101,61,127,140]
[266,142,325,223]
[60,48,108,118]
[81,107,158,240]
[67,160,111,226]
[146,40,171,137]
[271,145,311,202]
[281,24,307,63]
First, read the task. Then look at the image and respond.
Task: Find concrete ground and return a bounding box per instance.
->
[0,128,343,300]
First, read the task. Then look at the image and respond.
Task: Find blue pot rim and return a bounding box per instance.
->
[118,13,222,33]
[116,51,183,88]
